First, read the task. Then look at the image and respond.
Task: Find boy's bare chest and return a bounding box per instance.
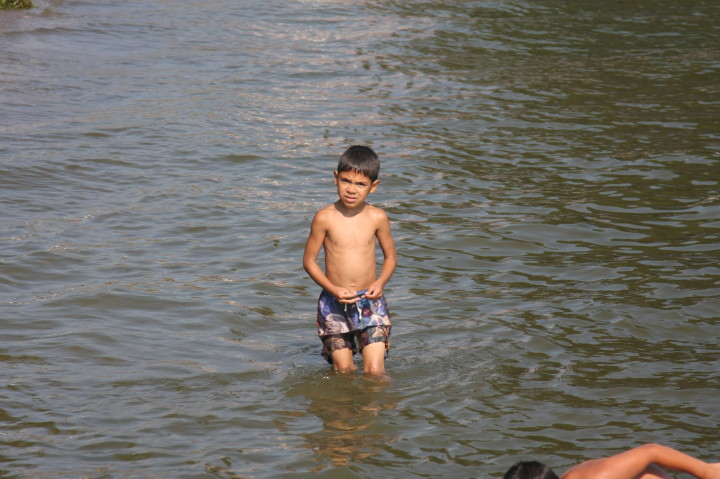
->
[325,218,376,248]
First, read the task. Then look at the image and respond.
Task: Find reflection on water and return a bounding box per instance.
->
[284,373,398,471]
[1,0,718,477]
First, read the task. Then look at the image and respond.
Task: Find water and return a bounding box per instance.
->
[1,0,719,477]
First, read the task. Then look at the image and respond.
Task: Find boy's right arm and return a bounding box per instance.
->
[303,211,332,290]
[561,444,720,479]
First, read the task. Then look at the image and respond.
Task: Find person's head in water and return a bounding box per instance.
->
[504,461,559,479]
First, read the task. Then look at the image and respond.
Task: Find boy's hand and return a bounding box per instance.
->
[333,287,361,304]
[362,281,384,300]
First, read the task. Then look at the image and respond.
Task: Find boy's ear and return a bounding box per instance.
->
[333,170,339,184]
[370,179,380,192]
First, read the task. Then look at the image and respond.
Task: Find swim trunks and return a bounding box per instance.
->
[319,325,391,365]
[316,289,392,364]
[316,289,391,335]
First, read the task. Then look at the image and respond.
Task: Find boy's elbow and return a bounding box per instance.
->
[387,253,398,268]
[638,443,663,454]
[633,444,666,463]
[302,257,316,274]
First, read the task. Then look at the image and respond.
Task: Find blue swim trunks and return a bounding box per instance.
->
[316,289,391,364]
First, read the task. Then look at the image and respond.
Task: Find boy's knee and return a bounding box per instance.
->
[363,363,386,376]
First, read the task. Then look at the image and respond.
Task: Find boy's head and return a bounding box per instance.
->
[504,461,559,479]
[337,145,380,182]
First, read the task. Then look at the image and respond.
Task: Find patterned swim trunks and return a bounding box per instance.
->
[316,289,392,364]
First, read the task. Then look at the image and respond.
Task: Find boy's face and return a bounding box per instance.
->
[334,169,379,209]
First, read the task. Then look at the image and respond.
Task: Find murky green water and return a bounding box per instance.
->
[1,0,718,477]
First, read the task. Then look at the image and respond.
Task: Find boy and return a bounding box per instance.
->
[504,444,720,479]
[303,145,397,376]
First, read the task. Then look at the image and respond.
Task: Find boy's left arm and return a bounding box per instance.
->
[363,211,397,300]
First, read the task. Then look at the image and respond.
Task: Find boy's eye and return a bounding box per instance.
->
[340,177,367,187]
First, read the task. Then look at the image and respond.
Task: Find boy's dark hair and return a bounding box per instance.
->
[337,145,380,182]
[503,461,559,479]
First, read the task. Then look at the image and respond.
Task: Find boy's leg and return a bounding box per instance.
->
[330,348,356,372]
[358,325,391,376]
[321,333,357,373]
[361,342,386,375]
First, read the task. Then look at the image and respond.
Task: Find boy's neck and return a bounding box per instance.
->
[334,199,367,217]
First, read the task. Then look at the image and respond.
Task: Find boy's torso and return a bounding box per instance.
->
[321,202,381,290]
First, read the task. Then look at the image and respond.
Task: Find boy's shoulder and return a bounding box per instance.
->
[362,203,389,220]
[314,203,339,217]
[311,203,339,227]
[313,202,388,224]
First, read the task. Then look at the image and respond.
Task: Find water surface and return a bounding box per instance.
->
[1,0,719,477]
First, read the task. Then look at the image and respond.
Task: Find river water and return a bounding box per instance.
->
[1,0,719,477]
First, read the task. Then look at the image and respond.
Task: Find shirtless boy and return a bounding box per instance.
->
[504,444,720,479]
[303,145,397,376]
